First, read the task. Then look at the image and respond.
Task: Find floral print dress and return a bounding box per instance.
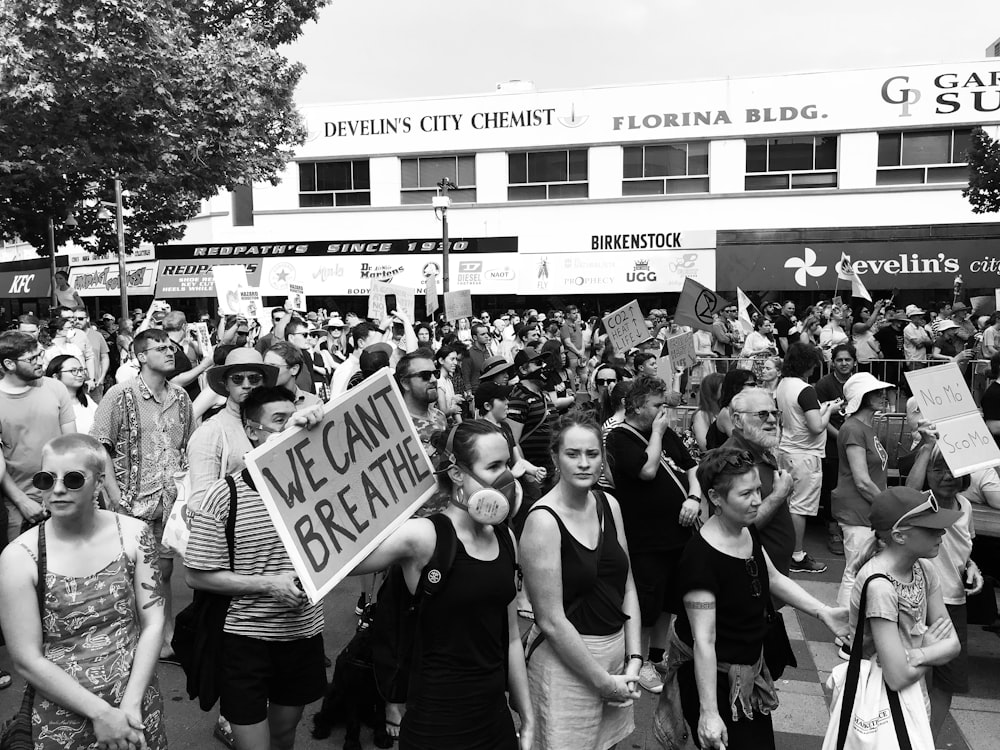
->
[26,518,167,750]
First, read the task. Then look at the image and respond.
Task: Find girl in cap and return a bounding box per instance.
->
[846,486,962,715]
[832,373,895,610]
[901,440,984,740]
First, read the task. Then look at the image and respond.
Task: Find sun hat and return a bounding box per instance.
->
[843,372,895,415]
[870,486,963,532]
[324,315,345,329]
[932,319,959,334]
[905,304,927,318]
[951,302,969,313]
[480,355,516,381]
[206,348,279,397]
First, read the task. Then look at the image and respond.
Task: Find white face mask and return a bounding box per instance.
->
[454,467,520,526]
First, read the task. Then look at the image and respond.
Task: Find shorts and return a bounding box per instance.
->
[932,604,969,694]
[777,452,822,517]
[630,548,683,627]
[220,632,327,725]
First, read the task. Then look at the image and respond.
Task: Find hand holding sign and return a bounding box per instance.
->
[603,300,651,354]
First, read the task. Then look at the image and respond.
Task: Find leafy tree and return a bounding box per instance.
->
[0,0,327,254]
[963,127,1000,214]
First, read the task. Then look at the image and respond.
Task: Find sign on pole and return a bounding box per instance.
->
[245,369,437,602]
[212,264,249,316]
[443,289,473,322]
[286,283,306,313]
[667,331,697,370]
[905,363,1000,477]
[603,300,652,354]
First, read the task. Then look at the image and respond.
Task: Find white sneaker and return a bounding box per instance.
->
[638,659,664,693]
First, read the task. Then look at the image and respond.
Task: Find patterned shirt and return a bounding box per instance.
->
[91,375,193,522]
[186,470,324,641]
[408,404,448,516]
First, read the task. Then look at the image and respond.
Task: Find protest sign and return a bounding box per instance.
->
[188,322,211,355]
[425,272,439,316]
[239,288,262,320]
[675,278,725,333]
[212,264,249,316]
[905,363,1000,476]
[286,284,306,313]
[245,369,437,602]
[667,332,697,370]
[369,281,416,321]
[603,300,652,354]
[444,289,473,322]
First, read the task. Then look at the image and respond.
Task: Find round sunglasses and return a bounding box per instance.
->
[33,470,88,491]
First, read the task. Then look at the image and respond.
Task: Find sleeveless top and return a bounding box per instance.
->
[526,491,629,636]
[401,519,518,750]
[18,517,167,750]
[169,338,201,400]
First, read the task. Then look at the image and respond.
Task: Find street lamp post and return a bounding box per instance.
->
[96,178,129,316]
[433,178,457,294]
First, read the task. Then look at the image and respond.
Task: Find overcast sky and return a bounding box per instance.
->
[287,1,1000,104]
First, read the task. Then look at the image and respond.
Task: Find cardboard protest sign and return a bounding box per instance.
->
[667,331,697,370]
[245,369,437,602]
[603,300,652,354]
[369,281,416,322]
[425,272,439,316]
[905,363,1000,476]
[212,264,249,316]
[444,289,473,322]
[239,288,262,320]
[674,278,725,333]
[285,284,306,313]
[187,322,211,355]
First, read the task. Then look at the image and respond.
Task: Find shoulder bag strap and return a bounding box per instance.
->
[36,523,47,621]
[836,572,913,750]
[224,475,239,571]
[617,423,689,497]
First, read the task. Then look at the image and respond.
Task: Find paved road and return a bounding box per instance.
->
[2,525,998,749]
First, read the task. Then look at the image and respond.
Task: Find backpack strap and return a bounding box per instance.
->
[224,475,239,571]
[420,513,459,598]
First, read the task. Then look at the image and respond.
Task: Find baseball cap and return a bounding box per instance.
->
[359,342,393,375]
[475,382,513,412]
[101,313,116,322]
[869,487,963,532]
[514,345,544,370]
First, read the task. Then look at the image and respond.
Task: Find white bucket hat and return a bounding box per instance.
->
[843,372,895,416]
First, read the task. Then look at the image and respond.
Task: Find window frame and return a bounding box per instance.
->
[744,135,839,191]
[875,128,972,186]
[399,154,477,205]
[507,148,589,201]
[622,141,710,195]
[297,159,372,208]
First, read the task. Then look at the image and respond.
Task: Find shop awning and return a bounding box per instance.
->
[68,261,158,297]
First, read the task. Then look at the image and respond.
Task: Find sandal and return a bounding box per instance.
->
[213,718,235,749]
[0,670,12,690]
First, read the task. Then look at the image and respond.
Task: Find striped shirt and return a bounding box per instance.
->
[185,469,324,641]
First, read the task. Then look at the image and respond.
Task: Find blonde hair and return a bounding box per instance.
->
[41,434,107,475]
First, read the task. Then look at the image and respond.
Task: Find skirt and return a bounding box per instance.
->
[526,627,634,750]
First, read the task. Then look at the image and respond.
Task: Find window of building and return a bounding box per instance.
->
[745,135,838,190]
[622,142,709,195]
[231,184,254,226]
[400,155,476,205]
[298,160,371,207]
[508,149,588,200]
[876,128,972,185]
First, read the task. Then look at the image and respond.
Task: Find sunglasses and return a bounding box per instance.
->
[737,409,781,421]
[892,491,939,533]
[235,330,250,336]
[229,372,265,386]
[596,378,617,385]
[405,370,436,381]
[745,557,762,598]
[33,470,87,491]
[716,450,755,471]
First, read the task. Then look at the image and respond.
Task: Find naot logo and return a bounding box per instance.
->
[785,247,827,287]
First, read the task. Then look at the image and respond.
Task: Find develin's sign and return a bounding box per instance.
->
[245,369,436,602]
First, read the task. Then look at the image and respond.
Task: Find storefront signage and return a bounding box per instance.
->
[717,238,1000,292]
[68,261,158,297]
[156,237,516,259]
[519,250,715,295]
[155,259,263,298]
[0,270,50,298]
[67,246,154,266]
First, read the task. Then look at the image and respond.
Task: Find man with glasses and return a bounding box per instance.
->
[723,388,796,575]
[91,328,194,658]
[15,313,40,337]
[397,350,447,509]
[163,310,210,402]
[255,306,290,355]
[0,331,77,545]
[59,307,97,387]
[70,308,110,400]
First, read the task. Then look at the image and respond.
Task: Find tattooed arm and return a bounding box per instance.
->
[121,519,166,724]
[683,591,729,750]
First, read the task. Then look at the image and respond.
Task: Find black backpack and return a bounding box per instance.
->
[369,514,515,704]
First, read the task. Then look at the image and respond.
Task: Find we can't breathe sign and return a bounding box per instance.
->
[245,369,436,602]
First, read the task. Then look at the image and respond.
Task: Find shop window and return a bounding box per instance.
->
[400,155,476,205]
[876,129,972,186]
[231,184,254,226]
[508,149,588,200]
[745,135,838,190]
[298,160,371,207]
[622,142,709,195]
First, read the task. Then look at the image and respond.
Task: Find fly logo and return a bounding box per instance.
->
[8,274,34,294]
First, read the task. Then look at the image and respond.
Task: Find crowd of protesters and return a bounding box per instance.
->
[0,291,996,750]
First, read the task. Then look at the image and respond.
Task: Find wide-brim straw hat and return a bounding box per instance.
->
[206,348,279,397]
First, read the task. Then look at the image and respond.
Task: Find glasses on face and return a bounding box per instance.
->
[235,330,250,337]
[247,419,285,435]
[596,377,617,386]
[405,370,436,381]
[33,470,87,491]
[17,352,43,364]
[73,316,87,321]
[307,331,323,338]
[745,557,762,598]
[141,345,173,355]
[60,368,86,376]
[229,372,264,386]
[737,409,781,422]
[891,491,940,533]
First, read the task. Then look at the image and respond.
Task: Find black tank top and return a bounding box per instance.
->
[527,491,629,636]
[169,340,200,400]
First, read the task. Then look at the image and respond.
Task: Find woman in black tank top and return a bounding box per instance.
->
[519,412,643,750]
[351,420,534,750]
